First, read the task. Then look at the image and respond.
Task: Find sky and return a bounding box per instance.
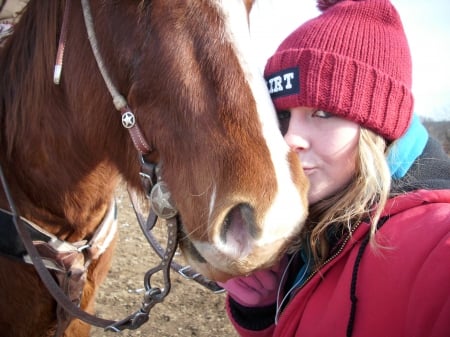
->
[249,0,450,121]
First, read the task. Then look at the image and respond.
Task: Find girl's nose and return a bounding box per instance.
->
[284,112,309,152]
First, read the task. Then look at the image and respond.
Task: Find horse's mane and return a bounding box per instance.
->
[0,1,116,215]
[0,1,61,157]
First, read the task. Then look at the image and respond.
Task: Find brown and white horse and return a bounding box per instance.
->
[0,1,308,336]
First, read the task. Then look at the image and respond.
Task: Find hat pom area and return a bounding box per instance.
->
[317,0,348,11]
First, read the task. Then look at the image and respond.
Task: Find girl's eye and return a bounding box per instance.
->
[277,110,290,136]
[312,110,332,118]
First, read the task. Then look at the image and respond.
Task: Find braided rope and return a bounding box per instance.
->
[80,0,127,111]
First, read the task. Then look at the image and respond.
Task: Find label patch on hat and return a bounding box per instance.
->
[266,67,299,98]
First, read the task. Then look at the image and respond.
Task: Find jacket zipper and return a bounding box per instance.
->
[291,222,363,296]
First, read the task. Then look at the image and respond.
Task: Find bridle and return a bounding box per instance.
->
[130,160,224,294]
[0,0,222,334]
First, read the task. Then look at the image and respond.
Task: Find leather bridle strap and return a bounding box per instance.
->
[53,0,151,154]
[80,0,152,155]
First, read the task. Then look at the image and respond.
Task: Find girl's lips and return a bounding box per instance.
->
[302,166,316,175]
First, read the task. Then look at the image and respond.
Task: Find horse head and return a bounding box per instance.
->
[0,0,308,284]
[122,0,309,281]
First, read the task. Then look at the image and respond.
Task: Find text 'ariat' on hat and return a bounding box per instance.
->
[264,0,414,140]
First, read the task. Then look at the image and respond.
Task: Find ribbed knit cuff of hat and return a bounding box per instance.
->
[265,49,414,141]
[264,0,415,141]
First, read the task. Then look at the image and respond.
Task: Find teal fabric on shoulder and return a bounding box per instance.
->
[387,114,429,179]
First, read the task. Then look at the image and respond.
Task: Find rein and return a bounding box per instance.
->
[0,0,221,334]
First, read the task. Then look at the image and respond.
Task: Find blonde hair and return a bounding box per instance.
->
[292,128,391,267]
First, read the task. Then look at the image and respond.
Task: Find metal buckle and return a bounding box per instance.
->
[178,265,201,280]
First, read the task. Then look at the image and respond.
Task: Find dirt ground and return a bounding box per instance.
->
[90,185,238,337]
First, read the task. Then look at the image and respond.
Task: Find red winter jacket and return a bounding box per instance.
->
[226,188,450,337]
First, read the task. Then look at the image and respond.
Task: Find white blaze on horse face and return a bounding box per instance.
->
[203,1,307,260]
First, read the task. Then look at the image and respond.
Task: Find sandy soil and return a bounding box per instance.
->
[0,0,27,21]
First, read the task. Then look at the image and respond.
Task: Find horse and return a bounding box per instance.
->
[0,1,309,336]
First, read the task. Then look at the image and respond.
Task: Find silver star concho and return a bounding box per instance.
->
[150,181,178,219]
[121,111,136,129]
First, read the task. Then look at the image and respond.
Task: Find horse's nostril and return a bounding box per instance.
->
[220,203,259,257]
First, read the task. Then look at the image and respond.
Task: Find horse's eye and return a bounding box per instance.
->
[277,110,290,135]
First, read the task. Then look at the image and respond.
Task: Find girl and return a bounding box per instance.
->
[219,0,450,336]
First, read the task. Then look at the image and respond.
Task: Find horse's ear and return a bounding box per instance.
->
[243,0,255,13]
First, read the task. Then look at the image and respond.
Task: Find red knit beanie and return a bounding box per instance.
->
[264,0,414,141]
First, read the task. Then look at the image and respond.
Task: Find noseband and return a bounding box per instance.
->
[0,0,221,334]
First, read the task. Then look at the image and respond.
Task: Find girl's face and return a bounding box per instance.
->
[280,107,360,204]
